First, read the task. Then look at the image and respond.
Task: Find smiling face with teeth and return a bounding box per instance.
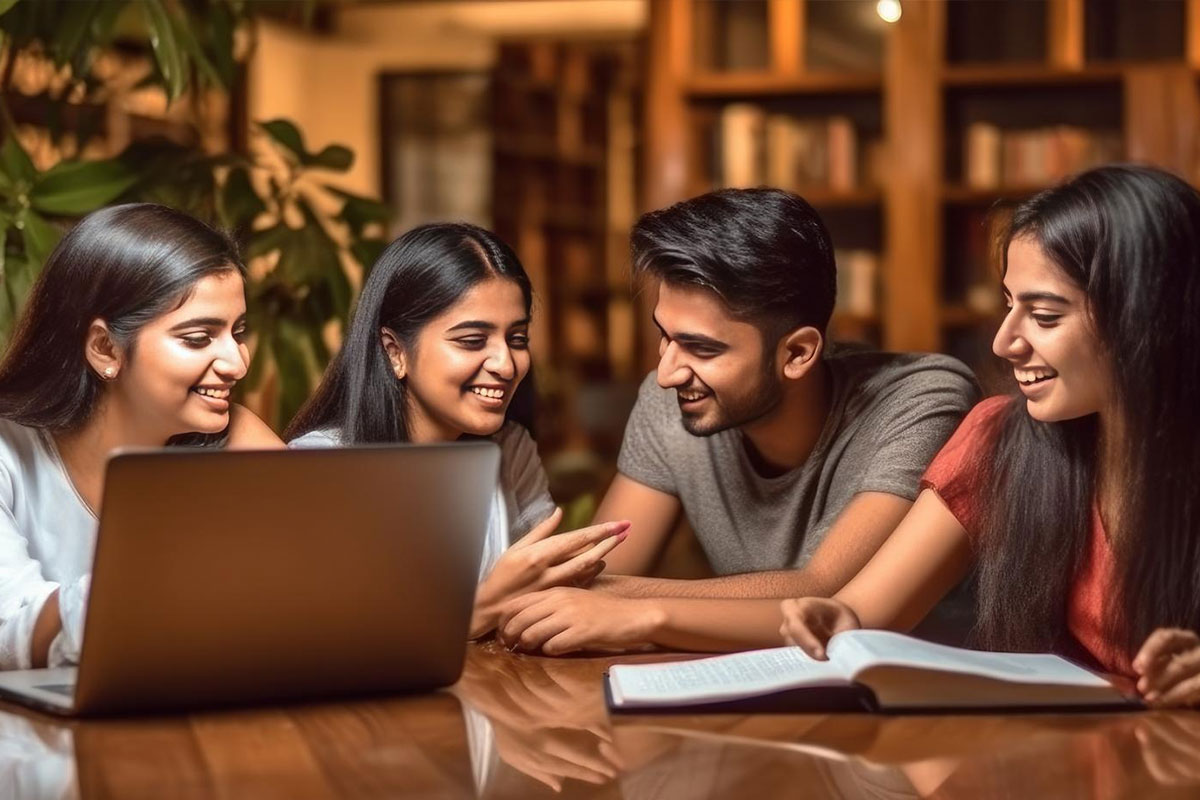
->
[992,237,1112,423]
[102,270,250,440]
[385,277,531,442]
[653,282,786,436]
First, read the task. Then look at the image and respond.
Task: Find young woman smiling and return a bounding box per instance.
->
[780,165,1200,708]
[286,223,628,638]
[0,203,281,670]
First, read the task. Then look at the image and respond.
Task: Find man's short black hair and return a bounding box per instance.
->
[631,188,837,341]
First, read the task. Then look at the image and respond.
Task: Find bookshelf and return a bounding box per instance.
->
[490,40,642,459]
[643,0,1200,385]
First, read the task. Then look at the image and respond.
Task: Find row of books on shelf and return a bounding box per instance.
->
[834,249,878,317]
[716,104,880,194]
[834,247,1005,321]
[963,123,1123,190]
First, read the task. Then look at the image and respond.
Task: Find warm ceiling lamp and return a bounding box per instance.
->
[876,0,902,23]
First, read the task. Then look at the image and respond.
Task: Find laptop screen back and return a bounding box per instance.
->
[72,442,499,715]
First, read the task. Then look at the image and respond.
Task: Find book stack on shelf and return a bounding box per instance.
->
[833,249,879,323]
[963,122,1123,190]
[645,0,1200,380]
[715,106,881,195]
[490,40,641,459]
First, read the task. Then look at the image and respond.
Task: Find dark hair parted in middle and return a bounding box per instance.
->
[0,203,243,441]
[285,222,536,444]
[630,187,837,340]
[968,165,1200,656]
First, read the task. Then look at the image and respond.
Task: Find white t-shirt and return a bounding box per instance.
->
[0,419,94,669]
[288,421,557,579]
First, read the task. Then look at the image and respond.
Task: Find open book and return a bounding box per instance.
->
[606,631,1138,713]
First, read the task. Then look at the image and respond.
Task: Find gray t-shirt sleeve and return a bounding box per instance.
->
[615,373,678,495]
[497,423,556,540]
[855,362,980,500]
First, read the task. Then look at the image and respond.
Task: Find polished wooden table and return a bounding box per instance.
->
[2,640,1198,798]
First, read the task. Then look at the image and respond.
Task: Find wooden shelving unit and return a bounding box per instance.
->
[685,73,883,96]
[490,40,642,458]
[643,0,1200,379]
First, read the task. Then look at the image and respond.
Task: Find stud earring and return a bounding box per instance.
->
[103,367,116,379]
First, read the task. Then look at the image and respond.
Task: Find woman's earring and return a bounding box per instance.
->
[102,367,116,380]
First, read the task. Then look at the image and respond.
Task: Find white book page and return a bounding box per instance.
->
[608,647,849,707]
[826,630,1111,688]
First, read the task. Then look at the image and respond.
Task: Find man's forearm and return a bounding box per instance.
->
[637,597,787,652]
[596,568,829,600]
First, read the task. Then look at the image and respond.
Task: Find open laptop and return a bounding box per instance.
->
[0,441,500,716]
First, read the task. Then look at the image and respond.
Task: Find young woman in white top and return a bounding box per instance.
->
[0,203,281,670]
[286,223,628,637]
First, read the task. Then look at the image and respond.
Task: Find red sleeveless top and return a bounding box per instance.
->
[920,396,1132,678]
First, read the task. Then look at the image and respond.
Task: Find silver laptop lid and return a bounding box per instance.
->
[73,442,499,715]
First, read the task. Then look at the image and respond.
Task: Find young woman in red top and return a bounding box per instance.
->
[780,165,1200,707]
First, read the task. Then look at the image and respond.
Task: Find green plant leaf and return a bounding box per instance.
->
[278,223,340,283]
[326,255,353,322]
[209,3,237,86]
[0,0,20,18]
[3,249,39,314]
[0,0,38,48]
[0,135,35,185]
[350,237,387,275]
[219,167,266,229]
[171,8,223,89]
[333,188,392,236]
[259,119,306,162]
[267,203,341,284]
[307,144,353,171]
[31,158,139,215]
[18,209,61,266]
[49,0,100,72]
[245,223,293,260]
[87,0,126,47]
[116,138,218,218]
[271,320,313,433]
[0,249,41,348]
[139,0,187,102]
[306,324,331,365]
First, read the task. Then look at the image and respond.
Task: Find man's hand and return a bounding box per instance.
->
[471,509,630,638]
[453,648,622,790]
[496,588,666,655]
[1134,627,1200,707]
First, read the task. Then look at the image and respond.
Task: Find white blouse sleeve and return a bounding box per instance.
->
[498,425,557,541]
[0,463,74,670]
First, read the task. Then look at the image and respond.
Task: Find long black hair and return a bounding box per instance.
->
[285,222,535,444]
[0,203,244,444]
[973,165,1200,655]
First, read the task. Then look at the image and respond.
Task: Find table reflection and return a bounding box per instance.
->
[453,641,625,795]
[0,644,1192,798]
[608,712,1200,799]
[0,712,76,800]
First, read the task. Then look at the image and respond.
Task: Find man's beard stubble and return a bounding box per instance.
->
[679,361,783,437]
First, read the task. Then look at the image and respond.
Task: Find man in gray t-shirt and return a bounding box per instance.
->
[618,346,976,575]
[497,188,978,656]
